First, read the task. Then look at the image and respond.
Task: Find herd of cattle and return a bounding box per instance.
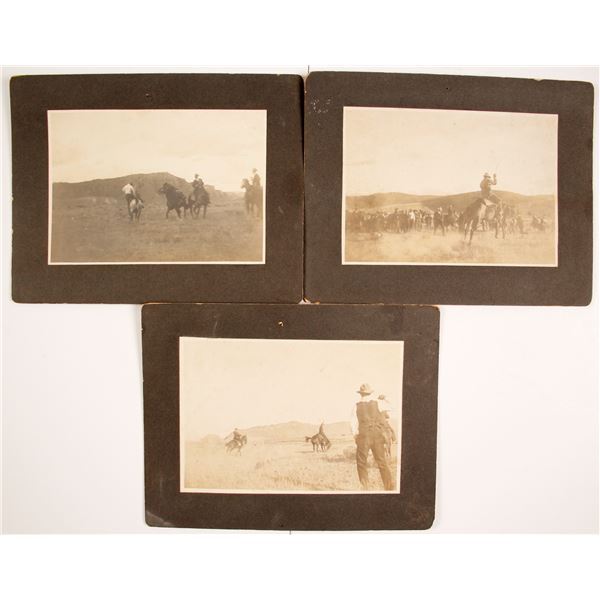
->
[346,205,549,239]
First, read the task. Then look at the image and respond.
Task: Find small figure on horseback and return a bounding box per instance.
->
[188,174,210,219]
[306,423,331,452]
[241,168,263,218]
[305,432,330,452]
[122,182,144,222]
[462,172,499,245]
[531,215,547,232]
[225,427,247,455]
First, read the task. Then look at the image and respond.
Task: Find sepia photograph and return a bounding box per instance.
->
[343,107,558,267]
[180,337,403,494]
[48,109,266,264]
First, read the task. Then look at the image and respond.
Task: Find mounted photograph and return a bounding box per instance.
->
[305,71,593,305]
[343,107,558,267]
[180,337,403,494]
[142,303,439,529]
[11,73,303,303]
[48,109,266,264]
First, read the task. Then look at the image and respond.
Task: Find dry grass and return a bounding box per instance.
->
[345,227,556,266]
[50,196,263,263]
[184,437,399,493]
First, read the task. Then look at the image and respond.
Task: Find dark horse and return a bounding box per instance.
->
[462,198,496,245]
[225,435,247,455]
[187,185,210,219]
[241,178,263,218]
[305,433,331,452]
[158,182,188,219]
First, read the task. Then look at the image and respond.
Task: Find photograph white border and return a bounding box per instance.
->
[47,109,267,266]
[179,337,404,495]
[341,106,559,268]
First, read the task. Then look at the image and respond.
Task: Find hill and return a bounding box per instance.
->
[347,190,556,217]
[346,192,439,210]
[421,190,555,216]
[52,172,242,208]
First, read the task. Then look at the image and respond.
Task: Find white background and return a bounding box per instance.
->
[1,4,599,592]
[2,65,597,535]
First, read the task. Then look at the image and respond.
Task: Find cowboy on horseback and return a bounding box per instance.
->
[241,169,263,218]
[480,172,499,204]
[251,168,261,189]
[227,428,243,444]
[122,181,144,221]
[122,182,144,209]
[192,174,210,205]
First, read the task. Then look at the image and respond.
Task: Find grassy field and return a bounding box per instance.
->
[183,436,399,493]
[345,226,556,266]
[50,196,263,263]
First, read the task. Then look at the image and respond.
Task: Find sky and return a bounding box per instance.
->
[180,337,404,440]
[48,109,266,191]
[343,107,558,197]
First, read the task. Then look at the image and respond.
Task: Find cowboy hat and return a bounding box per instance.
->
[356,383,373,395]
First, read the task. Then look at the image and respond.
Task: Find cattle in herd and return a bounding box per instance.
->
[346,200,544,245]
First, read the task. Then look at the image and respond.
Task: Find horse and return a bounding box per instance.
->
[225,435,247,455]
[462,197,495,245]
[305,433,330,452]
[382,424,396,459]
[492,203,509,239]
[127,196,143,223]
[531,216,547,232]
[187,185,210,219]
[444,210,459,231]
[241,178,263,218]
[433,210,446,236]
[158,182,188,219]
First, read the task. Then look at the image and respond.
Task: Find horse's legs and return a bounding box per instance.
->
[203,204,207,219]
[469,220,476,245]
[165,208,170,219]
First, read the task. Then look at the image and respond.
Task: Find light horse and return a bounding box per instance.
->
[225,435,247,455]
[491,203,515,239]
[158,182,188,219]
[187,185,210,219]
[241,178,263,218]
[127,196,143,223]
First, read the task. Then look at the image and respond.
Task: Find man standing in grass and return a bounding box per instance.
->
[350,383,394,491]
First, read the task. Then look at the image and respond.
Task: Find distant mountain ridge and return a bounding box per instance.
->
[347,190,556,216]
[53,172,242,207]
